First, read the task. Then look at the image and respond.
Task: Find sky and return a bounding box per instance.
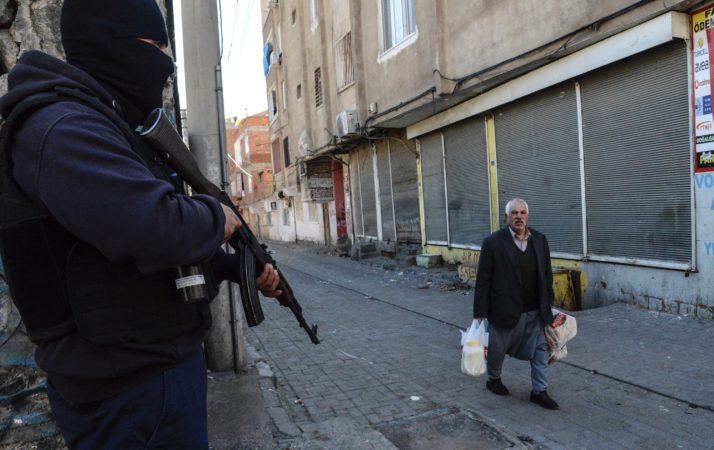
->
[173,0,268,120]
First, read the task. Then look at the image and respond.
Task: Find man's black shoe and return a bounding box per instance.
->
[486,378,509,396]
[530,390,559,410]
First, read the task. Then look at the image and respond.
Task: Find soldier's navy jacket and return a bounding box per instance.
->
[0,50,240,404]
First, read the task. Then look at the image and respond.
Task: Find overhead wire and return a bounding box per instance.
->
[226,0,241,61]
[232,0,255,64]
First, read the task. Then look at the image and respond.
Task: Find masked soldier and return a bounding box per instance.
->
[0,1,280,448]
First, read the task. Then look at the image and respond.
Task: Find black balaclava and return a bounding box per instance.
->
[61,0,175,128]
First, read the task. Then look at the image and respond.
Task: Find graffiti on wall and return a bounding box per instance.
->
[695,174,714,256]
[696,173,714,189]
[696,173,714,210]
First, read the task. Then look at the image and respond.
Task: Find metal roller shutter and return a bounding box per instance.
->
[359,147,378,238]
[389,140,421,243]
[443,116,490,247]
[350,155,364,236]
[420,132,448,243]
[494,83,582,255]
[580,41,691,263]
[376,141,395,241]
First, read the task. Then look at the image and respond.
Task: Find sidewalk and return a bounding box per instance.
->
[206,240,714,449]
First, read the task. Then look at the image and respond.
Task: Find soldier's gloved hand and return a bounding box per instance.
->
[257,263,282,298]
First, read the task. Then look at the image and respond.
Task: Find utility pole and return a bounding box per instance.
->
[180,0,245,372]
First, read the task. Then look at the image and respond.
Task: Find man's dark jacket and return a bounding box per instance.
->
[473,227,555,329]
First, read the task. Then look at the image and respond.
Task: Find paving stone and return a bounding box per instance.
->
[247,241,714,449]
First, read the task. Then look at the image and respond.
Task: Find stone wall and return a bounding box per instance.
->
[0,0,63,95]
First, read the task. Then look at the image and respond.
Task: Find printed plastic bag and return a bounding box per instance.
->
[545,309,577,364]
[460,319,488,377]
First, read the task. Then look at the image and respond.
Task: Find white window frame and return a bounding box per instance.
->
[233,139,242,167]
[269,87,278,122]
[382,0,416,51]
[243,135,250,162]
[310,0,318,31]
[281,80,287,110]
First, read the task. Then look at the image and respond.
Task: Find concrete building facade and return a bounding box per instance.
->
[261,0,714,316]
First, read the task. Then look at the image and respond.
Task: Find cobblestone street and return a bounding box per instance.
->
[246,241,714,449]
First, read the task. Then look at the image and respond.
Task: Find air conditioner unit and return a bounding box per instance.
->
[335,110,359,138]
[269,51,281,66]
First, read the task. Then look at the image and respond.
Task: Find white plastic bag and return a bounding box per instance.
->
[545,309,577,364]
[460,319,488,377]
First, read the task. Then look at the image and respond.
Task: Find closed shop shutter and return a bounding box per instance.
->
[443,116,490,247]
[376,141,396,241]
[350,152,364,236]
[494,83,582,255]
[359,147,378,237]
[580,41,691,263]
[390,140,421,243]
[420,132,447,243]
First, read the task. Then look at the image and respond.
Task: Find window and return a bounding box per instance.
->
[281,80,287,110]
[269,89,278,121]
[310,0,318,29]
[283,137,291,167]
[272,139,282,174]
[283,207,290,226]
[297,83,302,99]
[233,139,241,166]
[382,0,415,50]
[335,32,354,89]
[291,9,296,24]
[243,135,250,162]
[265,212,272,226]
[314,67,323,107]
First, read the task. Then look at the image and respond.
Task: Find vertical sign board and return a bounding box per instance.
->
[693,5,714,172]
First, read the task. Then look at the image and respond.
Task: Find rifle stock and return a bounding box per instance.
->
[140,109,319,344]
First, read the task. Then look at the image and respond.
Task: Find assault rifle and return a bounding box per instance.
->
[140,109,319,344]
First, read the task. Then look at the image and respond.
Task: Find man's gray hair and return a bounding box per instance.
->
[505,198,529,215]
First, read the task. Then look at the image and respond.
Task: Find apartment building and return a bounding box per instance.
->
[225,113,273,238]
[261,0,714,316]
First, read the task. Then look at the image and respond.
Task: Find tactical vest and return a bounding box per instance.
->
[0,87,216,345]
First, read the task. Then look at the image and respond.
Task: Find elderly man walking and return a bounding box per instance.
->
[473,198,559,410]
